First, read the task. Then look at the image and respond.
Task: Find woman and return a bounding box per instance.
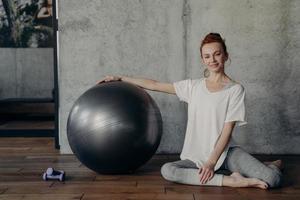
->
[36,0,53,27]
[99,33,283,189]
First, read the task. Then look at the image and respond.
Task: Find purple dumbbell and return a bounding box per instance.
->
[43,167,65,181]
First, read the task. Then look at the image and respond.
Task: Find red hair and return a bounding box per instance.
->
[200,33,228,58]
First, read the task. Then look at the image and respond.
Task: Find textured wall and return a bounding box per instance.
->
[0,49,54,99]
[58,0,300,154]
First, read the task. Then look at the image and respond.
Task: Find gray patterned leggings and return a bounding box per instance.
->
[161,146,282,188]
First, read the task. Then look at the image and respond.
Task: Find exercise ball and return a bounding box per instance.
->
[67,81,162,174]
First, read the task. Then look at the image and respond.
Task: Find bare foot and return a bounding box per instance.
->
[264,159,284,171]
[227,172,268,189]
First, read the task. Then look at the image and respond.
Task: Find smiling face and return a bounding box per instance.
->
[201,42,228,73]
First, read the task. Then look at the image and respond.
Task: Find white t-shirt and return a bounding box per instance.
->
[173,78,247,171]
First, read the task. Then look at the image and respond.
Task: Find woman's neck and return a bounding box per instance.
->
[206,72,229,83]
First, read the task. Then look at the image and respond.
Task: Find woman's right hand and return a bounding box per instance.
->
[97,75,122,84]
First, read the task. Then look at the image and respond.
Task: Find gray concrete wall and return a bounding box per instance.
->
[0,49,54,99]
[58,0,300,154]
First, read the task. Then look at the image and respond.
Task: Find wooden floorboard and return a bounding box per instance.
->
[0,137,299,200]
[0,120,54,130]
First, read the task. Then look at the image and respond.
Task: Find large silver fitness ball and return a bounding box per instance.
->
[67,81,163,174]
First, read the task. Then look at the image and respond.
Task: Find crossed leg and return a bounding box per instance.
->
[223,146,283,189]
[160,155,272,189]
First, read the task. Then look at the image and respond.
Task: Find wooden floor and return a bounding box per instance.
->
[0,138,299,200]
[0,120,54,130]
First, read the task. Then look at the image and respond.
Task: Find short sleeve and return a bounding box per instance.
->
[173,79,193,103]
[225,84,247,126]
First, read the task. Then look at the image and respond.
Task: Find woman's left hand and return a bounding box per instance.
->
[199,161,215,184]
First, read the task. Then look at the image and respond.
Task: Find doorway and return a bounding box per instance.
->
[0,0,59,149]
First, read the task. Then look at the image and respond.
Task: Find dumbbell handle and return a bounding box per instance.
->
[45,174,59,179]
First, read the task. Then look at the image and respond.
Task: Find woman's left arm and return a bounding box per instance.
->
[199,121,236,184]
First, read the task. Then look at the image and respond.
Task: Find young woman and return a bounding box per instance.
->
[36,0,53,27]
[37,0,53,19]
[99,33,283,189]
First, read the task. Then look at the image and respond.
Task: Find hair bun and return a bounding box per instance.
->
[210,33,221,37]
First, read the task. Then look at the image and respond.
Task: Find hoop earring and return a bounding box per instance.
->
[204,68,210,78]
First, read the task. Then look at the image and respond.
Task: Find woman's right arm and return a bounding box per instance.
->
[97,75,176,94]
